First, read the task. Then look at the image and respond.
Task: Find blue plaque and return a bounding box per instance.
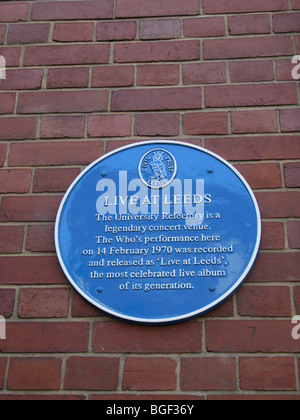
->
[55,141,261,325]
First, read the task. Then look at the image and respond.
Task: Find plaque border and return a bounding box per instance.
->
[55,140,262,325]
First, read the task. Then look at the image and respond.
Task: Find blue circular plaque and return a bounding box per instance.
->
[55,141,261,325]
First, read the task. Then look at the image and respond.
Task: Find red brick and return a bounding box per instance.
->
[183,112,228,135]
[140,19,181,40]
[40,116,86,139]
[26,224,55,252]
[0,26,5,44]
[65,357,119,391]
[230,61,274,83]
[0,145,6,167]
[53,22,94,42]
[203,0,288,14]
[9,141,103,167]
[33,168,81,193]
[116,0,200,17]
[135,113,180,136]
[0,169,32,193]
[137,64,179,86]
[228,14,270,35]
[8,358,62,391]
[0,46,21,67]
[231,110,278,134]
[288,221,300,249]
[31,1,114,21]
[184,17,225,37]
[256,191,300,218]
[18,91,109,114]
[0,93,15,114]
[181,357,236,391]
[295,287,300,313]
[205,136,300,161]
[274,12,300,32]
[0,196,61,222]
[234,163,282,189]
[0,3,29,23]
[0,256,66,285]
[0,117,38,140]
[93,321,202,353]
[292,0,300,8]
[115,40,200,63]
[72,292,101,317]
[238,286,291,317]
[260,222,285,250]
[97,21,136,41]
[240,357,296,391]
[206,320,300,353]
[0,359,7,389]
[0,69,43,90]
[183,62,226,85]
[280,109,300,132]
[276,58,295,81]
[0,322,89,352]
[204,36,293,60]
[18,288,70,318]
[205,84,297,107]
[0,226,24,254]
[47,67,89,89]
[112,87,202,111]
[248,252,300,283]
[92,66,134,87]
[7,23,50,44]
[24,44,110,66]
[0,289,16,318]
[284,162,300,187]
[88,114,132,138]
[296,35,300,53]
[123,357,176,391]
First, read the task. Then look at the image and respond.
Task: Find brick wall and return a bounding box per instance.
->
[0,0,299,400]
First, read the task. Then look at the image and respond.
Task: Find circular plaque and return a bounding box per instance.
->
[55,141,261,325]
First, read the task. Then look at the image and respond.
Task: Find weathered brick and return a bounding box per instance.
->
[112,87,202,111]
[206,320,300,353]
[240,357,296,391]
[280,109,300,132]
[116,0,200,17]
[115,40,200,63]
[0,69,43,90]
[0,226,24,254]
[88,114,132,138]
[137,64,179,86]
[238,286,291,316]
[0,322,89,352]
[0,289,15,318]
[230,61,274,83]
[18,288,70,319]
[0,93,16,114]
[183,112,228,135]
[0,145,7,167]
[288,221,300,249]
[203,0,289,14]
[7,23,50,44]
[0,26,5,44]
[228,14,270,35]
[260,222,285,250]
[248,252,300,283]
[183,62,226,85]
[0,169,32,193]
[97,21,136,41]
[47,67,89,89]
[0,3,30,23]
[26,224,55,253]
[234,163,282,189]
[33,168,81,193]
[65,357,120,391]
[205,84,297,107]
[18,91,109,114]
[53,22,94,42]
[0,359,7,389]
[24,45,110,66]
[31,1,114,21]
[140,19,181,40]
[273,12,300,33]
[181,358,236,391]
[92,66,134,87]
[123,357,176,391]
[231,110,278,134]
[7,358,62,391]
[255,191,300,218]
[284,162,300,187]
[184,17,225,37]
[40,116,86,139]
[9,141,103,167]
[93,321,202,353]
[0,196,62,222]
[204,36,293,60]
[134,113,180,136]
[276,58,295,81]
[0,117,38,140]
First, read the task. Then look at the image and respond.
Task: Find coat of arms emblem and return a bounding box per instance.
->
[139,148,177,188]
